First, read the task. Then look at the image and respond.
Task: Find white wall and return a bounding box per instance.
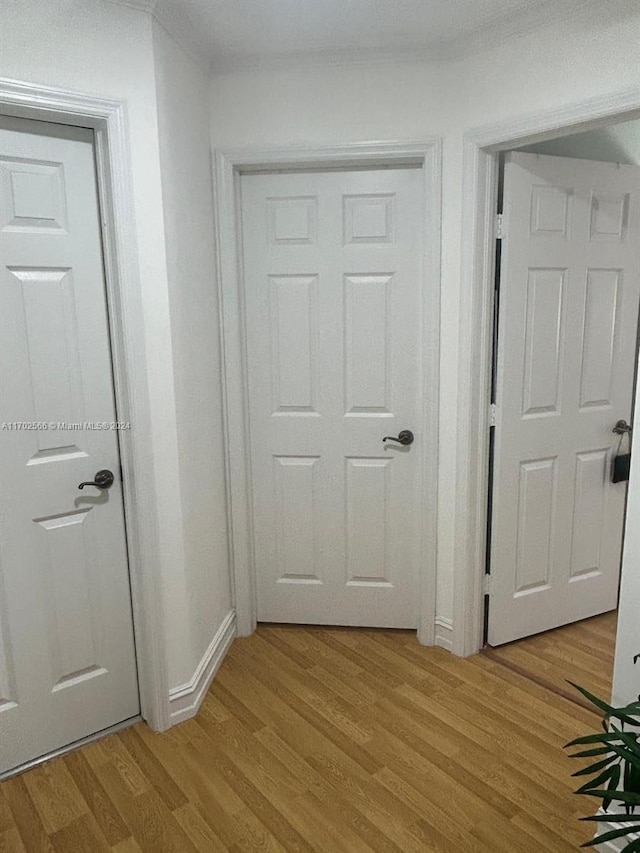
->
[0,0,231,704]
[520,118,640,165]
[152,19,232,689]
[208,3,640,630]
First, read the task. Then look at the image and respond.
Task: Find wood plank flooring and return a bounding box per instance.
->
[1,625,605,852]
[484,611,617,706]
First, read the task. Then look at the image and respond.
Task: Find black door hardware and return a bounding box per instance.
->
[78,469,115,490]
[612,419,632,435]
[382,430,414,446]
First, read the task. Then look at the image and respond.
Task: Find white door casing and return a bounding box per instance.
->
[0,122,139,773]
[241,167,426,628]
[489,151,640,646]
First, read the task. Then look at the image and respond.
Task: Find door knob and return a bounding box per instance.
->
[612,419,632,435]
[78,469,115,490]
[382,430,414,446]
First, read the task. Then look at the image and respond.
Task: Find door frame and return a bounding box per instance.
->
[214,141,442,643]
[453,87,640,657]
[0,78,170,730]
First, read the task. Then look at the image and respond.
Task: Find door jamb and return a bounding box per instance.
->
[213,141,442,643]
[0,78,170,730]
[453,87,640,657]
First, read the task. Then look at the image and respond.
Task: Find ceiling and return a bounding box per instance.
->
[119,0,615,70]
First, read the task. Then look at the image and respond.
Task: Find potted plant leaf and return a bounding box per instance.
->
[565,674,640,852]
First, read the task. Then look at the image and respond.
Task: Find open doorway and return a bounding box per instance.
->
[482,117,640,704]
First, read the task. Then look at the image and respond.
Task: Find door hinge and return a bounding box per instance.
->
[495,213,505,240]
[484,573,491,595]
[489,403,498,428]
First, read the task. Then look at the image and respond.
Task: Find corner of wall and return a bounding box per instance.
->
[168,610,236,724]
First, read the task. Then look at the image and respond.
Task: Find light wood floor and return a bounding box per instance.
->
[484,611,617,706]
[1,624,604,852]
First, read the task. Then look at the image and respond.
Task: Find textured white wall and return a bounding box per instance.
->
[152,19,232,688]
[0,0,232,699]
[209,5,640,630]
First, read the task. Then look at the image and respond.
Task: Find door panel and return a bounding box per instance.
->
[489,151,640,646]
[241,168,424,628]
[0,121,139,773]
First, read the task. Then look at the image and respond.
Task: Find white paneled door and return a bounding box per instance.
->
[241,168,426,628]
[489,151,640,646]
[0,122,139,774]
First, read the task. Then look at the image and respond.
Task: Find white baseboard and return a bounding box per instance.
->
[435,617,453,652]
[168,609,236,725]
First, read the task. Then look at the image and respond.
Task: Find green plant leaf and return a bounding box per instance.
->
[608,743,640,773]
[573,755,618,778]
[577,766,618,795]
[567,682,640,726]
[604,764,623,811]
[566,732,633,748]
[581,815,640,822]
[583,790,640,806]
[573,746,619,758]
[625,763,640,797]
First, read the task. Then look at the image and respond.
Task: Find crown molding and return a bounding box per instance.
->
[102,0,157,12]
[207,0,622,75]
[102,0,636,78]
[436,0,611,61]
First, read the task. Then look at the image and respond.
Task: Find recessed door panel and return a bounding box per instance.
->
[269,275,318,414]
[514,458,556,595]
[570,449,609,582]
[274,456,321,583]
[579,269,620,410]
[522,268,565,418]
[344,274,392,415]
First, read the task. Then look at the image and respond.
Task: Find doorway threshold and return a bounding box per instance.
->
[0,714,142,781]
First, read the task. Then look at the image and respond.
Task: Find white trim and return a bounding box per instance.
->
[0,715,142,782]
[168,610,237,724]
[434,617,453,652]
[102,0,156,13]
[0,77,170,729]
[213,141,441,644]
[112,0,613,76]
[453,87,640,657]
[207,0,608,73]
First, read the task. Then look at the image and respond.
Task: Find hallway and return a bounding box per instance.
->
[0,624,600,852]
